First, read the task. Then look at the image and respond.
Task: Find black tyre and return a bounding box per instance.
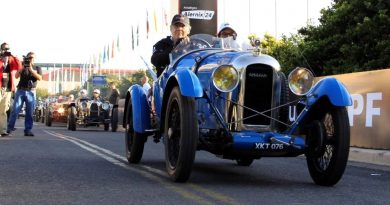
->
[125,96,146,164]
[111,107,118,132]
[41,110,45,123]
[104,123,109,131]
[164,87,198,182]
[306,107,350,186]
[67,107,77,131]
[46,111,52,127]
[236,158,254,166]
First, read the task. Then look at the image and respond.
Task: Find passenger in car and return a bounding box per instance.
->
[217,22,252,51]
[151,14,191,77]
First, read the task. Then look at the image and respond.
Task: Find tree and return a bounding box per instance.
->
[298,0,390,75]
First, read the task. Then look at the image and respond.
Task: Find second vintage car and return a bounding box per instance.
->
[67,97,113,131]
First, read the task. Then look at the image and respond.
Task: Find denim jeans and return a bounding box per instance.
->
[7,89,36,133]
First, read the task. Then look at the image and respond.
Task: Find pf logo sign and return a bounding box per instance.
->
[347,92,382,127]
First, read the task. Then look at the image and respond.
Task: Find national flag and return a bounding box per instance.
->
[131,25,134,51]
[154,9,158,32]
[137,24,139,46]
[111,39,115,59]
[116,34,120,52]
[146,10,149,39]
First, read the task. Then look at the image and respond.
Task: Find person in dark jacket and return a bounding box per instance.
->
[151,14,191,77]
[7,52,42,136]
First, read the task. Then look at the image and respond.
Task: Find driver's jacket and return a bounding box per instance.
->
[151,36,182,77]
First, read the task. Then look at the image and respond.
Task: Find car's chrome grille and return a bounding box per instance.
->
[243,64,274,125]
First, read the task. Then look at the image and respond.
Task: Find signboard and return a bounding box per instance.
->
[92,75,107,86]
[179,0,218,35]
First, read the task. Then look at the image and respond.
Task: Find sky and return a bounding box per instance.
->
[1,0,332,67]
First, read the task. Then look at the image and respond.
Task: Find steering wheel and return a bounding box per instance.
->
[188,38,212,49]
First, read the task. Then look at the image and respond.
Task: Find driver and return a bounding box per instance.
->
[151,14,191,77]
[92,88,101,102]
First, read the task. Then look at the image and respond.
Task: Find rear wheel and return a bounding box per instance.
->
[164,87,198,182]
[111,107,118,132]
[125,97,146,164]
[306,106,350,186]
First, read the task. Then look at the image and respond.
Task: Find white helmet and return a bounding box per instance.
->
[217,22,237,38]
[80,89,87,96]
[93,89,100,94]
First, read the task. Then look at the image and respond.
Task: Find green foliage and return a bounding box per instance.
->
[298,0,390,75]
[257,0,390,76]
[36,88,49,99]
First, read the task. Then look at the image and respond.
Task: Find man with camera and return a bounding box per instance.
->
[0,42,21,137]
[7,51,42,137]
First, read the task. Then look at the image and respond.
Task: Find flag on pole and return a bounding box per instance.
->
[131,25,134,51]
[111,39,115,59]
[103,45,107,63]
[154,9,158,32]
[116,34,120,52]
[146,10,150,39]
[137,24,139,46]
[107,43,110,62]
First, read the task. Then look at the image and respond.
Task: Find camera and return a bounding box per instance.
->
[23,55,32,68]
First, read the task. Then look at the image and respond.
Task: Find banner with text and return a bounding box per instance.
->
[179,0,218,35]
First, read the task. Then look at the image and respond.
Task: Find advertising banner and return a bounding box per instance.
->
[333,69,390,149]
[179,0,218,35]
[92,75,107,86]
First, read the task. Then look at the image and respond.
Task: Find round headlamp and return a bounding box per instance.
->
[58,107,65,114]
[102,102,110,110]
[212,65,239,92]
[288,67,314,96]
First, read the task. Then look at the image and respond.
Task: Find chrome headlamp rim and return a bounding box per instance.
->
[288,67,314,96]
[102,102,110,110]
[211,64,240,93]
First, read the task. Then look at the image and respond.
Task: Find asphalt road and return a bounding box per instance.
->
[0,119,389,205]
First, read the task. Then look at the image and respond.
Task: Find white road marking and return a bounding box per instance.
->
[45,130,242,205]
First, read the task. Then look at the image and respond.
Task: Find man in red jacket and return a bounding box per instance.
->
[0,42,21,136]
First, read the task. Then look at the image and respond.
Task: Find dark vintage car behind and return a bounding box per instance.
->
[67,98,116,131]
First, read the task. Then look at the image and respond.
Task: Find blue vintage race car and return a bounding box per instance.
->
[123,34,352,186]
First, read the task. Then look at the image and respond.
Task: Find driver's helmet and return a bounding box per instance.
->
[217,22,237,39]
[93,89,100,95]
[79,89,87,98]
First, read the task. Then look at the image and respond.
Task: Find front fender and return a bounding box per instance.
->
[308,77,352,106]
[174,69,203,97]
[129,85,151,133]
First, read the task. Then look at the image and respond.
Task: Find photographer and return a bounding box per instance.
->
[7,52,42,137]
[0,42,21,137]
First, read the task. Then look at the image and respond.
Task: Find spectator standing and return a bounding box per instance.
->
[0,43,21,136]
[7,52,42,136]
[108,82,120,105]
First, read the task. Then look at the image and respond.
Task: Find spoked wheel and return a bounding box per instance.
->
[125,97,146,164]
[236,158,254,166]
[306,106,350,186]
[164,87,198,182]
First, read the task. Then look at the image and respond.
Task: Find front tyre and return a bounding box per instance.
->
[306,106,350,186]
[111,107,118,132]
[164,87,198,182]
[125,97,146,164]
